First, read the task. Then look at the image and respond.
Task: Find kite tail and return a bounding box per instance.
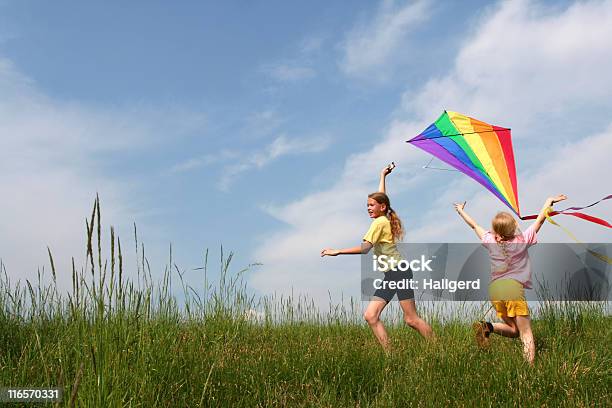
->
[520,194,611,229]
[543,207,612,265]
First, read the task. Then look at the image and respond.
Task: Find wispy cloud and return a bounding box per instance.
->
[243,109,285,139]
[170,106,293,175]
[170,150,239,174]
[339,0,431,79]
[218,134,331,191]
[262,35,326,83]
[299,36,324,54]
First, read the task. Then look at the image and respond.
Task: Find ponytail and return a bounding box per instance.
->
[387,207,405,242]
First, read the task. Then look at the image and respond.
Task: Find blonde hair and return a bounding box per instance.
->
[491,212,518,241]
[368,192,405,242]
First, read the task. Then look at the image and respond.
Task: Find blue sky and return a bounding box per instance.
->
[1,0,610,308]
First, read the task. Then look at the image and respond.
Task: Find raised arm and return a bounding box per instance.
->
[454,202,486,239]
[321,241,373,257]
[378,162,395,194]
[532,194,567,233]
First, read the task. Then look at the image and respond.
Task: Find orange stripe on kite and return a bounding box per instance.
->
[494,126,520,215]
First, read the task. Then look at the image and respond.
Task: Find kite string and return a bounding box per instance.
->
[422,157,459,172]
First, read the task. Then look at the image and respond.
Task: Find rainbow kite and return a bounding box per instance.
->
[407,111,611,230]
[408,111,520,215]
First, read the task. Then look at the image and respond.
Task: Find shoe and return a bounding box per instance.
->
[473,321,491,349]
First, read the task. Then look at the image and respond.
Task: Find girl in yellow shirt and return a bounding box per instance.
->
[321,164,433,350]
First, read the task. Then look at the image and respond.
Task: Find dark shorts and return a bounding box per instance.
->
[373,268,415,302]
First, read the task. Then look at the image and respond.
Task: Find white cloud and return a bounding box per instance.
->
[170,149,239,174]
[250,0,612,309]
[339,0,430,79]
[299,36,324,55]
[262,34,326,83]
[404,0,612,129]
[243,109,285,139]
[169,108,294,176]
[169,111,329,187]
[218,134,331,191]
[0,55,206,292]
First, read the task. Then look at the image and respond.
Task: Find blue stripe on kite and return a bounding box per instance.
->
[412,123,440,141]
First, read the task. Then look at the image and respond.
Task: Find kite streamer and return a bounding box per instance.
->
[521,195,611,228]
[543,207,611,264]
[556,194,612,213]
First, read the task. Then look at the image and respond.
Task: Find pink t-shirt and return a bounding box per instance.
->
[481,224,537,288]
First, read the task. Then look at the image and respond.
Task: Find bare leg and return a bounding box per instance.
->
[363,299,390,350]
[515,315,535,365]
[399,299,433,339]
[492,315,520,338]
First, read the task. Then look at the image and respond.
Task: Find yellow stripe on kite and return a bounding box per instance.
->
[447,111,517,211]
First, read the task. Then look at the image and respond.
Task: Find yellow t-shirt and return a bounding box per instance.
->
[363,216,402,269]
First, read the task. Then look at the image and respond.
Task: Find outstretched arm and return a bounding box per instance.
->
[454,202,486,239]
[378,162,395,194]
[532,194,567,233]
[321,241,373,257]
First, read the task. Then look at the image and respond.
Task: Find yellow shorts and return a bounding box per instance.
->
[489,278,529,318]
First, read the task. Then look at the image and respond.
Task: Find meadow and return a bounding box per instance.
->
[0,198,610,407]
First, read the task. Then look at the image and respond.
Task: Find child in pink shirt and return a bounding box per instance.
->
[454,194,567,364]
[480,220,537,289]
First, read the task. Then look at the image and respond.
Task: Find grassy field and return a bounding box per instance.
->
[1,199,610,407]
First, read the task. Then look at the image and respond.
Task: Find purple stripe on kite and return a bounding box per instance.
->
[411,124,482,179]
[411,138,517,214]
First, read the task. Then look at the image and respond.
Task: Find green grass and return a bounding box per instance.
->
[0,197,610,407]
